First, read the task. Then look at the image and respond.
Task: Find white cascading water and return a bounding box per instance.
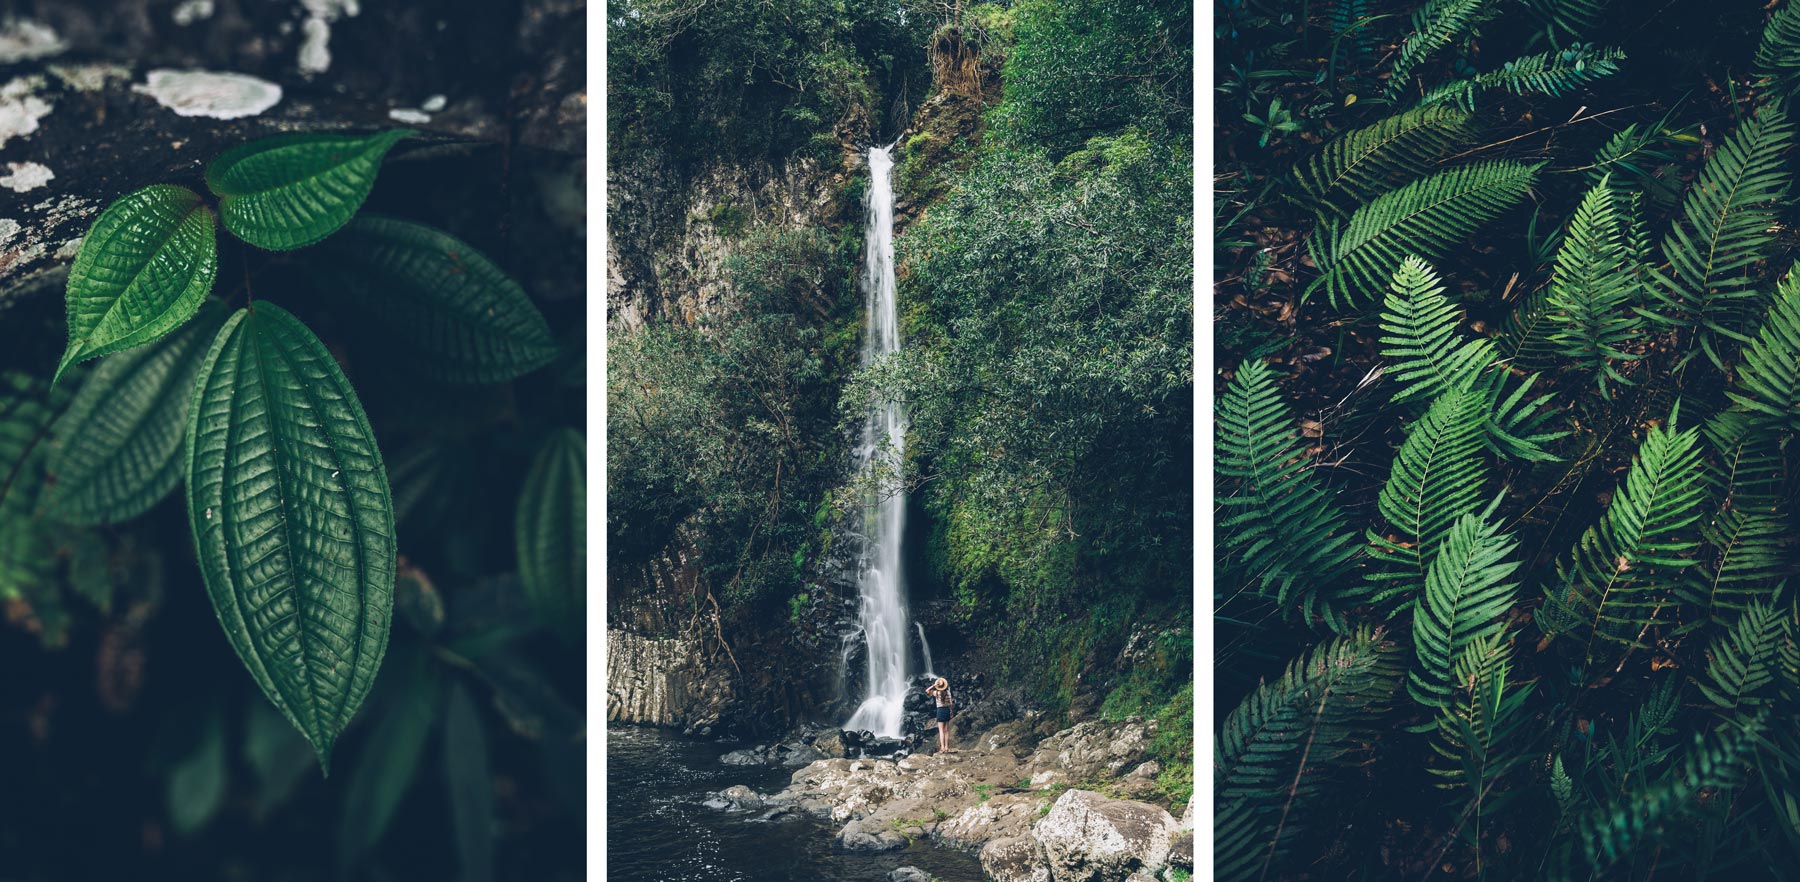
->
[916,623,936,679]
[844,145,910,738]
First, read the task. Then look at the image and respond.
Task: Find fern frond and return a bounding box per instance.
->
[1496,286,1562,370]
[1546,176,1646,399]
[1387,0,1500,100]
[1378,256,1496,404]
[1409,511,1522,711]
[1576,713,1765,874]
[1756,3,1800,94]
[1312,161,1542,308]
[1525,0,1611,43]
[1217,625,1407,803]
[1422,44,1626,109]
[1651,104,1794,369]
[1538,411,1707,669]
[1476,368,1567,462]
[1364,389,1490,607]
[1295,105,1474,210]
[1695,598,1786,710]
[1681,414,1789,625]
[1729,263,1800,427]
[1428,632,1535,798]
[1216,360,1362,617]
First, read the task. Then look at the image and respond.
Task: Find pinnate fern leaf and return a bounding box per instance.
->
[1409,511,1521,711]
[1364,389,1489,606]
[185,302,396,770]
[1216,360,1361,617]
[56,184,217,385]
[1387,0,1499,99]
[1756,3,1800,93]
[1428,632,1535,797]
[1311,161,1541,308]
[1651,104,1793,369]
[1695,598,1785,710]
[1729,263,1800,428]
[1378,256,1494,404]
[1539,412,1707,669]
[517,428,586,641]
[1295,105,1473,210]
[207,129,411,251]
[1546,176,1645,398]
[311,216,562,384]
[1421,44,1625,109]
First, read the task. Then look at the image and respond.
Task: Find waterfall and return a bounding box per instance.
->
[844,146,910,738]
[916,623,935,679]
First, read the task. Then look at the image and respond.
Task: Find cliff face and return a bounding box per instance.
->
[606,630,736,733]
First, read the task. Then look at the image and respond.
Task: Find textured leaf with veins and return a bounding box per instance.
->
[185,302,396,769]
[313,215,562,383]
[56,185,217,384]
[517,428,585,641]
[207,129,411,250]
[46,303,226,525]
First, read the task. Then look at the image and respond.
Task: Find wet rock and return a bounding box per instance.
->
[705,784,764,812]
[813,729,848,758]
[1032,789,1180,882]
[888,868,931,882]
[836,818,907,852]
[780,744,824,767]
[979,835,1052,882]
[720,747,770,766]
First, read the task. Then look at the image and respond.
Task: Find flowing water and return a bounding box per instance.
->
[916,623,935,679]
[845,145,912,738]
[607,726,985,882]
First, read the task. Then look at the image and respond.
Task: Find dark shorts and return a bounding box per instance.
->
[936,706,951,723]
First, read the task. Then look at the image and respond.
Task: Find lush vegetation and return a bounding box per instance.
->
[1217,1,1800,878]
[608,0,1193,803]
[0,132,583,878]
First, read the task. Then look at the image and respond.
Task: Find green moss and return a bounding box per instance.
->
[787,591,809,623]
[1150,682,1194,807]
[706,201,751,238]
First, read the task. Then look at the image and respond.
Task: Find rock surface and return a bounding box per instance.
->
[605,628,735,732]
[1033,789,1180,882]
[728,715,1183,879]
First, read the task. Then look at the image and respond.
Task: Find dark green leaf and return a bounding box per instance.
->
[186,301,397,770]
[167,707,227,836]
[57,185,217,384]
[207,129,411,250]
[338,650,439,868]
[516,428,585,641]
[46,302,225,525]
[444,682,496,882]
[313,215,561,383]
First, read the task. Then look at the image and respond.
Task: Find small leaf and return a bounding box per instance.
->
[311,215,561,383]
[167,707,227,836]
[515,428,585,642]
[207,129,411,250]
[338,649,439,869]
[46,302,226,525]
[186,301,397,770]
[444,682,496,882]
[57,184,217,384]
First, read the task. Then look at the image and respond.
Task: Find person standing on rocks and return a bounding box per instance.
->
[926,677,954,753]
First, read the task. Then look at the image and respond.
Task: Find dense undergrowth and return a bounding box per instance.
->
[608,0,1194,788]
[1217,1,1800,878]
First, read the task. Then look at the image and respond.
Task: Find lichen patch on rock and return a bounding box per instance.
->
[132,69,282,119]
[0,18,66,65]
[0,162,53,193]
[0,76,52,150]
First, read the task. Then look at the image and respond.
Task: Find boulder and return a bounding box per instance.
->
[836,818,908,852]
[1026,719,1156,782]
[1128,761,1160,780]
[781,744,824,767]
[1169,830,1193,870]
[704,785,764,812]
[979,835,1052,882]
[1032,789,1180,882]
[814,729,849,758]
[720,748,768,766]
[889,869,932,882]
